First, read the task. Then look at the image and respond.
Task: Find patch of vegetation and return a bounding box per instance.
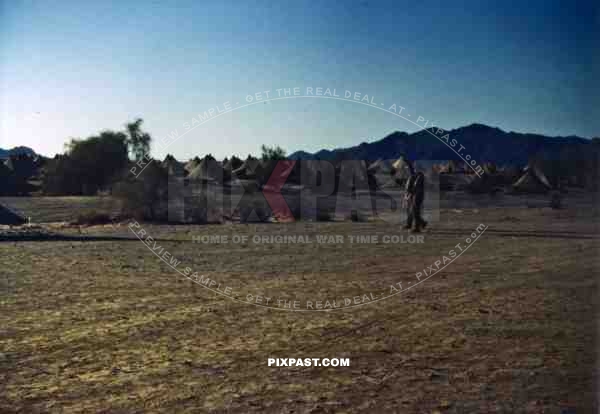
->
[72,210,112,226]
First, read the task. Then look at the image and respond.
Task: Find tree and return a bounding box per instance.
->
[126,118,152,162]
[42,131,128,195]
[260,145,286,161]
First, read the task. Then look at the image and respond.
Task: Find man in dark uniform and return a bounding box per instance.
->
[403,168,427,232]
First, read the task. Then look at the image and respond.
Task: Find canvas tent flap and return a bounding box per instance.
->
[512,165,552,193]
[0,203,26,225]
[187,158,225,181]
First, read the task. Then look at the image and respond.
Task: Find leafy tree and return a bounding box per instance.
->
[260,145,286,161]
[126,118,152,162]
[43,131,128,195]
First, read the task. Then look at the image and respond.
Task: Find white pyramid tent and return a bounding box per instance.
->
[391,156,414,182]
[512,164,552,193]
[187,157,225,182]
[184,157,202,173]
[232,159,261,180]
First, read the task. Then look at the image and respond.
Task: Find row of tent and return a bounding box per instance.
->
[0,157,558,226]
[160,154,554,193]
[163,155,288,182]
[367,157,553,193]
[0,151,549,194]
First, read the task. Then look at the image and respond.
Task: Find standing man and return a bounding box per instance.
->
[403,167,427,232]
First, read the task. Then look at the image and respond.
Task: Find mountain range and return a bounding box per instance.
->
[1,125,596,167]
[288,124,593,166]
[0,146,36,159]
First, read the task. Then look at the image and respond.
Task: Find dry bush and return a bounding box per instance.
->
[348,210,368,222]
[72,210,112,226]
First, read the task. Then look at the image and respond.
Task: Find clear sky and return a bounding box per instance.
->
[1,0,598,159]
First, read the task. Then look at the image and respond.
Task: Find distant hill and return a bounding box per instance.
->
[288,124,591,166]
[0,146,36,159]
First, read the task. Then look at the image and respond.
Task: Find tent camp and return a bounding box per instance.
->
[231,159,261,180]
[388,156,414,186]
[223,157,243,172]
[4,155,38,180]
[184,157,202,173]
[512,164,552,193]
[0,203,26,225]
[464,173,501,194]
[187,157,225,182]
[439,173,474,191]
[369,157,414,189]
[222,159,233,171]
[162,155,185,176]
[499,164,522,179]
[367,159,395,174]
[0,161,11,179]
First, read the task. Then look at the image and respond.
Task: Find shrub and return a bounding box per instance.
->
[73,211,112,226]
[348,210,368,222]
[316,209,335,222]
[43,131,129,195]
[113,162,169,221]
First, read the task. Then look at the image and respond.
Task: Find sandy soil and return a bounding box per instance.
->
[0,193,598,413]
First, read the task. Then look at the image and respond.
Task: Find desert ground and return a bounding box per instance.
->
[0,191,598,413]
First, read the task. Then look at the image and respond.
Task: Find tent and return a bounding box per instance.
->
[497,165,522,186]
[222,159,233,171]
[184,157,202,173]
[4,155,37,180]
[512,165,552,193]
[231,160,261,180]
[0,161,11,179]
[439,173,474,191]
[0,203,26,225]
[162,155,185,176]
[369,157,414,189]
[465,173,499,194]
[390,156,414,185]
[0,163,14,195]
[367,159,394,174]
[187,157,225,182]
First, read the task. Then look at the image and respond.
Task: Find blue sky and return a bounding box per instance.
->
[1,0,598,159]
